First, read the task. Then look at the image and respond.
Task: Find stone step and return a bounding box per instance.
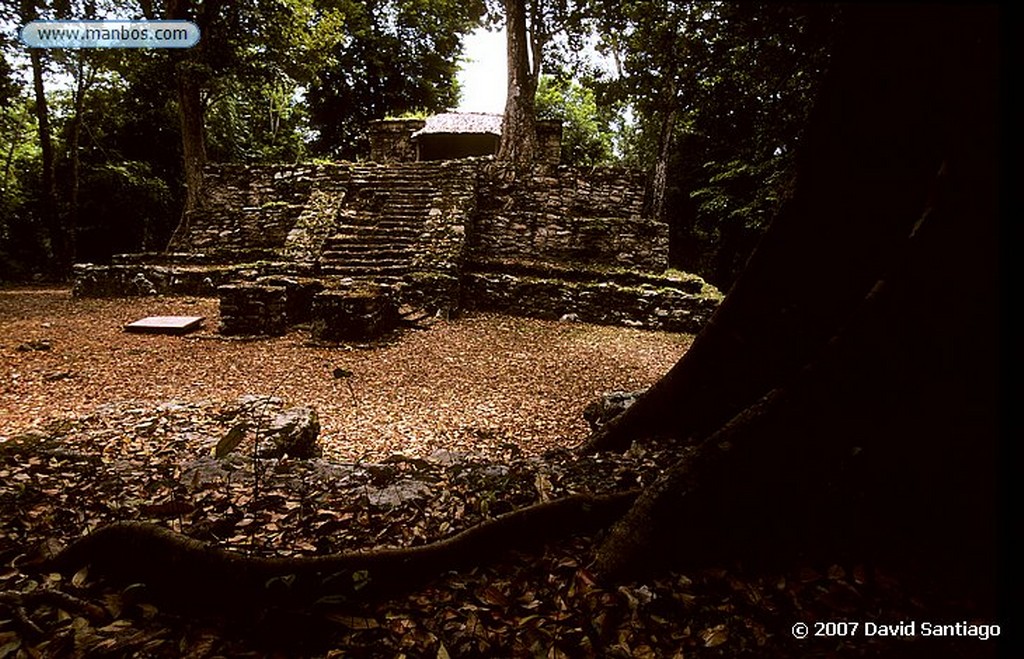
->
[321,257,413,268]
[320,256,412,268]
[332,220,422,231]
[378,216,427,225]
[325,237,418,248]
[357,169,443,177]
[320,264,410,276]
[382,206,431,215]
[351,175,440,186]
[351,166,442,175]
[355,189,435,197]
[383,195,431,200]
[383,209,432,215]
[319,264,409,275]
[325,241,418,252]
[329,229,421,241]
[320,252,412,264]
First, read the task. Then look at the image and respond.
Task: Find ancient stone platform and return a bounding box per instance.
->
[73,159,723,334]
[124,316,205,335]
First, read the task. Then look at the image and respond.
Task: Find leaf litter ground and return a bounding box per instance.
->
[0,288,994,658]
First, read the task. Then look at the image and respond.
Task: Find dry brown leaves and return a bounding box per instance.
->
[0,288,993,658]
[0,287,690,461]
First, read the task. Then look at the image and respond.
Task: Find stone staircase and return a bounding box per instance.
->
[318,164,440,280]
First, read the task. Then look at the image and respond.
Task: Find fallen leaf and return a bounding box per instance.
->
[700,624,729,647]
[214,423,248,458]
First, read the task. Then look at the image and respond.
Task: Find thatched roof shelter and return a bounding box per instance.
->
[369,113,561,163]
[410,113,503,138]
[411,113,503,160]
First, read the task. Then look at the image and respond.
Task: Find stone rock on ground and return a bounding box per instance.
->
[583,389,646,432]
[261,407,322,459]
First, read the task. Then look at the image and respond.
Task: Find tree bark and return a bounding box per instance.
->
[593,4,999,590]
[166,68,207,249]
[164,0,213,251]
[497,0,539,166]
[27,49,59,268]
[18,1,59,269]
[66,53,91,267]
[580,3,999,455]
[650,87,677,221]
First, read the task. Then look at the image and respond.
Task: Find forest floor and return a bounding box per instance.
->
[0,287,687,462]
[0,288,997,658]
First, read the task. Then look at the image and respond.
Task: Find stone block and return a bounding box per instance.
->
[261,407,321,459]
[217,283,288,336]
[311,286,399,342]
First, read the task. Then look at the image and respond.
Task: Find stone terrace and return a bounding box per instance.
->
[74,159,721,334]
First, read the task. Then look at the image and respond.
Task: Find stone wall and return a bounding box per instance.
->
[411,160,477,275]
[470,163,667,273]
[536,121,563,165]
[462,271,720,333]
[369,119,425,163]
[173,164,317,256]
[72,262,232,297]
[218,283,288,336]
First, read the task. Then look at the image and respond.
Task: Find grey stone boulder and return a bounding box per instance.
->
[260,407,321,459]
[583,389,646,432]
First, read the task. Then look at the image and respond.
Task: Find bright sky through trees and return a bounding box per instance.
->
[457,26,507,113]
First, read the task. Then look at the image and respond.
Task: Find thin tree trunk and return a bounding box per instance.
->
[1,125,18,196]
[164,0,215,251]
[28,49,59,268]
[166,68,207,250]
[650,102,677,221]
[497,0,538,166]
[66,53,90,266]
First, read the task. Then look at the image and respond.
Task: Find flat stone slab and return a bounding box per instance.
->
[124,316,205,335]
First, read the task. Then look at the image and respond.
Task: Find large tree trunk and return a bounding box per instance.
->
[497,0,539,165]
[593,4,999,591]
[580,4,999,455]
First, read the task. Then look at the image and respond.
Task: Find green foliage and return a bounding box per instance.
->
[385,109,430,120]
[0,91,45,278]
[590,1,835,287]
[205,77,311,163]
[75,160,176,260]
[1,0,483,273]
[535,76,615,166]
[307,0,484,159]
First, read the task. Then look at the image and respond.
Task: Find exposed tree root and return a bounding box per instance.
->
[45,491,639,615]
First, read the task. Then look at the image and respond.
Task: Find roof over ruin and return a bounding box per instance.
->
[411,112,503,138]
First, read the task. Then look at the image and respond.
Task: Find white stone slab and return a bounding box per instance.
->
[124,316,205,335]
